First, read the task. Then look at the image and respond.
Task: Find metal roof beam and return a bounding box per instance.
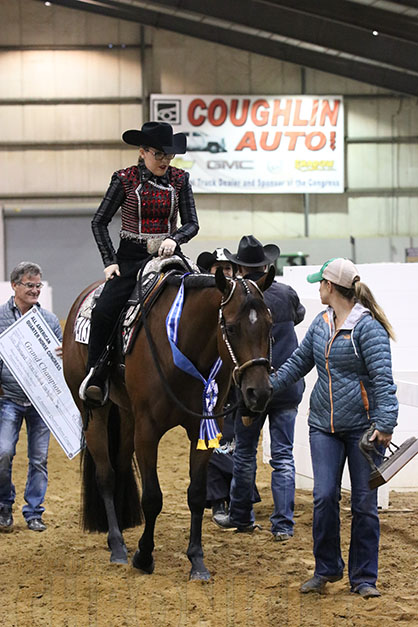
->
[36,0,418,96]
[263,0,418,45]
[148,0,418,72]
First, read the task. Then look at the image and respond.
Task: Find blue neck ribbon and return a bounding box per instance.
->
[166,275,222,450]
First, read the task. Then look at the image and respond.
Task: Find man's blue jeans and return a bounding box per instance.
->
[0,398,50,521]
[309,426,381,590]
[229,406,297,534]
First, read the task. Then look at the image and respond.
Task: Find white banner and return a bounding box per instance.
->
[0,307,83,459]
[151,94,344,194]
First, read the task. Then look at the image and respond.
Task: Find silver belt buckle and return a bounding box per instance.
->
[146,237,165,254]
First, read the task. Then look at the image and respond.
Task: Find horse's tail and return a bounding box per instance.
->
[80,404,142,532]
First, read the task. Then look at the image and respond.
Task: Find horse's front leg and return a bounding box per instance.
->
[187,443,213,581]
[132,431,162,574]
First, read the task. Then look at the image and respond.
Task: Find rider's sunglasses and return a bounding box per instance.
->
[144,148,175,162]
[17,281,44,290]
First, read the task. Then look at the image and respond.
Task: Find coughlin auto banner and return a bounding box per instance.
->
[151,94,344,194]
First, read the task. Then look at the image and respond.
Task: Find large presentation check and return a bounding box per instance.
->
[0,307,83,459]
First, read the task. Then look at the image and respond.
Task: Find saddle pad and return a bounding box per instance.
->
[74,284,104,345]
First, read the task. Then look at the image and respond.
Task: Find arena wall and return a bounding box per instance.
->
[1,1,418,321]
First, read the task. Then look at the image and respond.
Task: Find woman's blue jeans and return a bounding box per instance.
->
[309,426,381,590]
[0,398,50,521]
[229,407,296,534]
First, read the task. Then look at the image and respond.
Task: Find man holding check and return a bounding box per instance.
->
[0,262,62,533]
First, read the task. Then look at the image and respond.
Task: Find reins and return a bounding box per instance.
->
[218,276,273,386]
[137,253,270,420]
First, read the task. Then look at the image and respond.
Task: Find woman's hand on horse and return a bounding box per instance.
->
[104,264,120,281]
[158,238,177,258]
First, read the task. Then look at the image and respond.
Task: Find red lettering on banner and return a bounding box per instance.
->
[251,99,269,126]
[235,132,257,151]
[271,99,292,126]
[309,99,319,125]
[320,100,340,126]
[260,132,282,150]
[305,132,326,150]
[188,99,206,126]
[230,99,250,126]
[285,132,305,150]
[208,99,227,126]
[293,99,309,126]
[186,97,341,135]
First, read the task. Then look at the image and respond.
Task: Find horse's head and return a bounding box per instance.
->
[215,266,275,414]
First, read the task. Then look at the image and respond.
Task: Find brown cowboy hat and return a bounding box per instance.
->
[224,235,280,267]
[122,121,187,153]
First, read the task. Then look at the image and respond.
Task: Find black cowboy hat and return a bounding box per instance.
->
[122,121,187,154]
[224,235,280,267]
[196,248,234,272]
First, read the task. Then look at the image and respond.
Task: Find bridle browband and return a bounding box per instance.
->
[219,277,272,386]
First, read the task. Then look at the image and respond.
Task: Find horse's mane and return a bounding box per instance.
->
[166,272,216,289]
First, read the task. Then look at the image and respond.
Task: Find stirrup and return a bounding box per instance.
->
[79,367,109,407]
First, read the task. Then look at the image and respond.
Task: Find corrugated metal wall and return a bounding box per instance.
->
[1,0,417,318]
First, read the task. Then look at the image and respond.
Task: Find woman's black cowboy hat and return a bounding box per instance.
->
[224,235,280,267]
[122,121,187,154]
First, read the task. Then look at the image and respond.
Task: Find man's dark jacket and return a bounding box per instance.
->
[249,273,305,410]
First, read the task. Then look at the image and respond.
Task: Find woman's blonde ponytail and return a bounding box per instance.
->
[354,281,396,340]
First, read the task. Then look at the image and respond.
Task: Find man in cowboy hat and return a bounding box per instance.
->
[213,235,305,540]
[196,248,236,278]
[79,121,199,405]
[195,247,260,521]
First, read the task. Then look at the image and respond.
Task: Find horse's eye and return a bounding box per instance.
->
[226,323,237,335]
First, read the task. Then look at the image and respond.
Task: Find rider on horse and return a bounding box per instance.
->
[79,122,199,406]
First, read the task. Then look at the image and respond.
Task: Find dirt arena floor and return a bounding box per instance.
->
[1,425,417,627]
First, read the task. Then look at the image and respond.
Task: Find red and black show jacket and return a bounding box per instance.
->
[92,163,199,267]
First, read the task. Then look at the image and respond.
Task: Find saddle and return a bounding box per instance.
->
[121,254,199,354]
[359,424,418,489]
[74,254,199,354]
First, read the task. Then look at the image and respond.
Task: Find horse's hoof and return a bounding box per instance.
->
[110,556,128,565]
[132,550,155,574]
[109,542,128,564]
[189,569,211,582]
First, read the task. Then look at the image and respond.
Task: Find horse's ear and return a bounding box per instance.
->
[214,266,228,294]
[256,265,275,292]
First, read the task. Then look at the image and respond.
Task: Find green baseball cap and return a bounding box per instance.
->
[307,258,360,288]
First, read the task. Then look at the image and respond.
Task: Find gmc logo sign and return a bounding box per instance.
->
[207,160,254,170]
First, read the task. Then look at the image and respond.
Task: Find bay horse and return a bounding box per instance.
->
[63,265,274,580]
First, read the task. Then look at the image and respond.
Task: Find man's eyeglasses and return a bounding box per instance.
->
[17,281,44,290]
[144,148,175,162]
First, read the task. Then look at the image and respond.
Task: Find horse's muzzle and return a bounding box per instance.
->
[241,380,273,414]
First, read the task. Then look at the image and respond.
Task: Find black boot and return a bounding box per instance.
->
[211,500,228,518]
[79,362,110,407]
[79,306,115,406]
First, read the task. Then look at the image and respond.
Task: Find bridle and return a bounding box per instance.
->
[218,277,273,386]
